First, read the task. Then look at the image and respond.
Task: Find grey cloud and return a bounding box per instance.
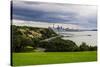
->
[12,1,97,29]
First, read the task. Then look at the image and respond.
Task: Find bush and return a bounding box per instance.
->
[39,37,78,52]
[11,25,57,52]
[79,42,89,51]
[89,46,97,51]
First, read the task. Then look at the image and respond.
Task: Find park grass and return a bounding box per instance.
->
[12,51,97,66]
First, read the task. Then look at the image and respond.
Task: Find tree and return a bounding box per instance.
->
[89,46,97,51]
[39,37,78,52]
[21,36,33,48]
[12,25,34,52]
[31,38,40,48]
[79,42,89,51]
[12,35,22,52]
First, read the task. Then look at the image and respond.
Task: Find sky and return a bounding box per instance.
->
[12,1,97,29]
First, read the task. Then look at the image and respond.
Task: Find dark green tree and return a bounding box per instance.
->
[39,37,78,52]
[79,42,89,51]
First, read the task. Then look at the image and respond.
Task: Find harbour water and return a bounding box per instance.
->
[59,31,97,46]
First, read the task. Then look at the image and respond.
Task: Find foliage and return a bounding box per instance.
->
[11,25,57,52]
[79,42,89,51]
[79,42,97,51]
[11,25,97,52]
[39,37,78,52]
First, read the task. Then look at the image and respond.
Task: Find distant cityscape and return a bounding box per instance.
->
[48,24,97,32]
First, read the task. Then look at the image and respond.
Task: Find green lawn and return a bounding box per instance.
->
[12,51,97,66]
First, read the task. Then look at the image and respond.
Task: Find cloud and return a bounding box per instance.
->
[12,19,81,29]
[12,1,97,29]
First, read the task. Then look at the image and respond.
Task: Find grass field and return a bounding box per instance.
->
[12,51,97,66]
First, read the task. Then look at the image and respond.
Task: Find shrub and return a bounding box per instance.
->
[79,42,89,51]
[39,37,78,52]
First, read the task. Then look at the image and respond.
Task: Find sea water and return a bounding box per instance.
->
[60,31,97,46]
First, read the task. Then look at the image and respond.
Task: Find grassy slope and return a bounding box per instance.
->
[12,51,97,66]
